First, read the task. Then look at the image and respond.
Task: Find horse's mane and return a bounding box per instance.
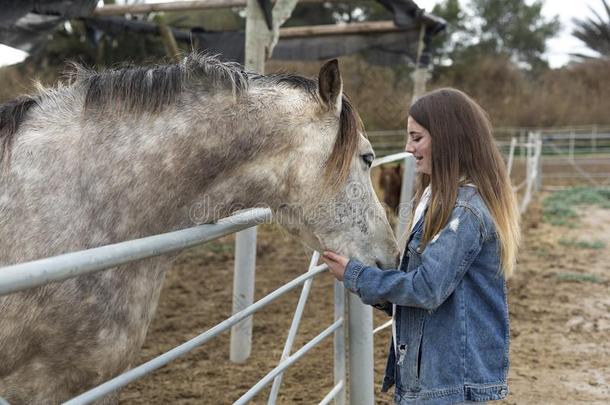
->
[72,53,249,114]
[0,53,362,185]
[0,96,39,166]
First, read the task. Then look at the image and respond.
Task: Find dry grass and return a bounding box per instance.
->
[2,55,609,130]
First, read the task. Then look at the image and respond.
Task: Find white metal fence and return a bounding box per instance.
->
[496,126,610,188]
[370,126,610,209]
[0,153,415,405]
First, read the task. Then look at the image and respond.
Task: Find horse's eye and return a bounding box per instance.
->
[361,153,375,168]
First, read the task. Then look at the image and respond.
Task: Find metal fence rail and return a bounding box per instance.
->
[370,126,610,157]
[268,251,322,403]
[0,208,272,297]
[371,127,610,189]
[64,264,329,405]
[234,319,343,405]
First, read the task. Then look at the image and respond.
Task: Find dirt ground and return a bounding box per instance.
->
[120,194,610,404]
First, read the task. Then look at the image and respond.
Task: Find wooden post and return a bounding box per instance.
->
[244,0,268,73]
[159,24,181,62]
[410,24,427,102]
[95,34,106,68]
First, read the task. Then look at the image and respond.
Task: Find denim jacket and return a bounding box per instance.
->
[344,187,510,404]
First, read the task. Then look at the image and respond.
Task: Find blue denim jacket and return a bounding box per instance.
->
[344,187,510,404]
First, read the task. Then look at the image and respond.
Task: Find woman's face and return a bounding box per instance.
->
[406,116,432,175]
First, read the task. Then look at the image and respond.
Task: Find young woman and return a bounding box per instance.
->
[322,88,520,405]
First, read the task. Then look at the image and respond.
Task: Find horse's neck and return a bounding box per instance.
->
[0,92,289,265]
[88,104,283,233]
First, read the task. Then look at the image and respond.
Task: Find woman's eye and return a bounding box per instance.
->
[361,153,374,168]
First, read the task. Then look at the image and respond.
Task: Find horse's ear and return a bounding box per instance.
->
[318,59,342,115]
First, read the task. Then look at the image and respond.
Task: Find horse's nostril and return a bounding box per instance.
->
[395,253,401,267]
[375,260,384,269]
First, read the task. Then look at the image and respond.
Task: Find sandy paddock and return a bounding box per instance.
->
[120,195,610,404]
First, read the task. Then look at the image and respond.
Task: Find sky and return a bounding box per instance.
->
[0,0,606,68]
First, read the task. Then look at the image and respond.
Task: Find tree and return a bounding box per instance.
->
[429,0,560,71]
[572,0,610,59]
[429,0,467,66]
[470,0,560,68]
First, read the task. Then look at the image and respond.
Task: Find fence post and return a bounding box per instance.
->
[519,129,525,159]
[535,132,543,192]
[348,294,374,405]
[507,137,517,178]
[592,124,597,153]
[334,280,346,405]
[569,129,575,161]
[229,0,267,364]
[520,132,533,213]
[230,226,258,363]
[395,155,417,237]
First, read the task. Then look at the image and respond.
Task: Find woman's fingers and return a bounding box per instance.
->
[323,251,348,265]
[322,251,348,282]
[322,250,338,261]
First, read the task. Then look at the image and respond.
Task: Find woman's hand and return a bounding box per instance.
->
[322,251,349,281]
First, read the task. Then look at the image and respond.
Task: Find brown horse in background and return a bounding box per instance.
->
[378,164,403,215]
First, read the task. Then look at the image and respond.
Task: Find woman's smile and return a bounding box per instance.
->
[405,116,432,175]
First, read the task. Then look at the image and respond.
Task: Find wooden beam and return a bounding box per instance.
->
[83,16,407,43]
[279,20,407,38]
[93,0,328,16]
[94,1,242,15]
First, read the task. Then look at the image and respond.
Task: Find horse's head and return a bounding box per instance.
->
[271,60,399,269]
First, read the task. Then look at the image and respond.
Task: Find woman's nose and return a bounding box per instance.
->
[405,141,415,154]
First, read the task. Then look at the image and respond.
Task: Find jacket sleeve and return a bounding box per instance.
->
[343,205,485,311]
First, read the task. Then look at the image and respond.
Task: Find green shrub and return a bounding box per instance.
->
[558,238,606,249]
[542,187,610,226]
[555,272,602,284]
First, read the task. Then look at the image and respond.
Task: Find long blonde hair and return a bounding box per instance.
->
[409,88,520,276]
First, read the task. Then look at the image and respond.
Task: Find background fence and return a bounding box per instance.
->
[369,125,610,188]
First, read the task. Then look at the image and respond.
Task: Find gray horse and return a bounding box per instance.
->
[0,54,398,404]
